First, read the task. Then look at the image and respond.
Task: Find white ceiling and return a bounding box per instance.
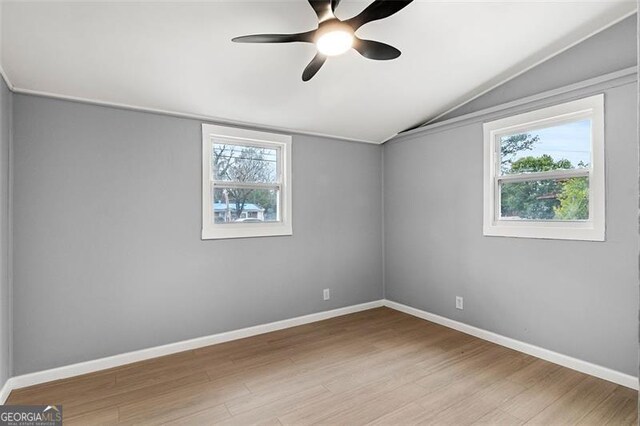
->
[1,1,636,143]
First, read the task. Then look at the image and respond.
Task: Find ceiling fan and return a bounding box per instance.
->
[232,0,414,81]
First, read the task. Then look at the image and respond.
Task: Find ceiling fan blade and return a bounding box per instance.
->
[345,0,413,30]
[331,0,341,13]
[308,0,335,23]
[302,54,327,81]
[232,31,315,44]
[353,38,401,60]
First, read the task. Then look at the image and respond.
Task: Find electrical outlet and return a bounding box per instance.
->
[323,289,330,300]
[455,296,464,310]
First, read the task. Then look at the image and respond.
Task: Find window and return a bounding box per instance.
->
[483,94,604,241]
[202,124,292,239]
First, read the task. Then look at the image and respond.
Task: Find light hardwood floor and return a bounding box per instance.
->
[6,307,638,425]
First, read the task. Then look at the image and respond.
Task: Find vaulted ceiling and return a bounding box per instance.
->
[1,1,636,143]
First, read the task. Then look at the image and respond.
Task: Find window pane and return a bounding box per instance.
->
[500,176,589,221]
[212,187,279,224]
[212,142,278,183]
[500,119,591,176]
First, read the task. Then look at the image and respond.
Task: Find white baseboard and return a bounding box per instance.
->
[0,300,384,403]
[382,299,639,390]
[0,379,13,404]
[1,297,636,405]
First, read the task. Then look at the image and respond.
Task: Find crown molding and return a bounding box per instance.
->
[413,9,638,129]
[11,86,380,145]
[388,65,637,144]
[0,62,379,145]
[0,63,14,92]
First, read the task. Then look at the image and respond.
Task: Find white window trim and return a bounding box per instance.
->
[202,124,292,240]
[483,94,605,241]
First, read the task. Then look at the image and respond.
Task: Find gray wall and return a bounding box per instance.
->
[384,16,638,375]
[7,12,637,380]
[11,95,383,375]
[0,76,11,387]
[439,14,637,121]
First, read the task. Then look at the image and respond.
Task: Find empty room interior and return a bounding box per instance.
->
[0,0,638,424]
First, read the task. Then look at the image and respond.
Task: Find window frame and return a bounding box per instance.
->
[202,124,292,240]
[483,94,605,241]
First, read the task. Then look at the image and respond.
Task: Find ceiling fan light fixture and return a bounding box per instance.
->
[316,28,353,56]
[232,0,414,80]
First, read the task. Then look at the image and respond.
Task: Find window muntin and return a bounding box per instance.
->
[202,124,292,240]
[483,95,604,241]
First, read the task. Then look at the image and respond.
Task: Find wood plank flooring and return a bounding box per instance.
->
[6,307,637,425]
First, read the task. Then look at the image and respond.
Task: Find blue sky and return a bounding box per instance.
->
[503,119,591,167]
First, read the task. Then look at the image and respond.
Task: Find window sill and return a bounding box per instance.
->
[483,221,604,241]
[202,222,293,240]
